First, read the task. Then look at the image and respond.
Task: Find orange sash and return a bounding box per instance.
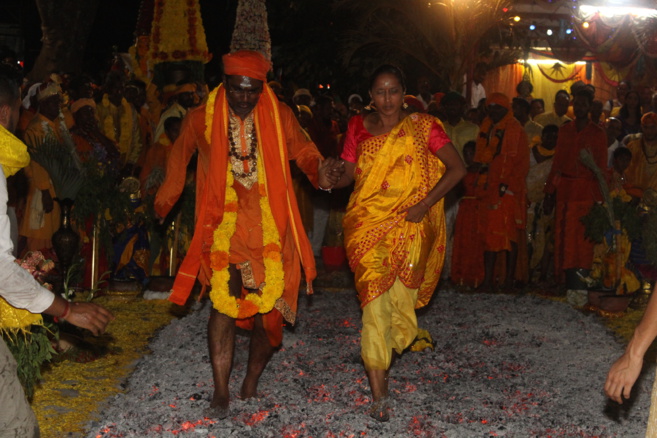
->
[169,85,317,317]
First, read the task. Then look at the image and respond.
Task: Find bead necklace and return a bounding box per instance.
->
[228,118,258,179]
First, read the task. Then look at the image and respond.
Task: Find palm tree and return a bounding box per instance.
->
[336,0,515,90]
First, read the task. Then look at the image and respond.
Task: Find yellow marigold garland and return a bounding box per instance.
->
[204,87,218,145]
[207,93,284,319]
[0,296,42,334]
[100,95,134,160]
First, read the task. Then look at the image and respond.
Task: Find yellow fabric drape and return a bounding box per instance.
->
[0,124,30,178]
[361,278,418,370]
[343,113,446,309]
[482,61,617,108]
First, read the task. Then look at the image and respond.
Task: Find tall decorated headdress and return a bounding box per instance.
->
[128,0,155,81]
[229,0,272,62]
[133,0,212,88]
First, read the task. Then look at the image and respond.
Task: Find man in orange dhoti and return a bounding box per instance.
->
[544,89,607,284]
[475,93,529,290]
[154,51,340,418]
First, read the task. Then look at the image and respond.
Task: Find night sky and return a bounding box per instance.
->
[16,0,235,78]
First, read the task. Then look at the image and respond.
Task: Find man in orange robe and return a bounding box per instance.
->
[544,89,607,284]
[19,83,73,252]
[451,141,484,287]
[154,51,340,418]
[474,93,529,290]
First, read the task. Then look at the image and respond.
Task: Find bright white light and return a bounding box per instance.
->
[518,59,587,66]
[580,4,657,18]
[546,29,553,35]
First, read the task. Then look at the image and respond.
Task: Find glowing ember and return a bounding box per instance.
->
[245,410,270,426]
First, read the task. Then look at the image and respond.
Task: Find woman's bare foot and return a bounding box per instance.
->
[368,397,390,422]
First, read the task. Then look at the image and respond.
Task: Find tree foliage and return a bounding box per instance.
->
[334,0,517,91]
[28,0,100,81]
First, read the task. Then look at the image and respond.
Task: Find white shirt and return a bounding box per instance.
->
[464,82,486,110]
[0,166,54,313]
[415,94,432,111]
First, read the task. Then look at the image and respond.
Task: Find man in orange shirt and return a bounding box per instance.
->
[474,93,529,291]
[154,51,340,418]
[544,89,607,284]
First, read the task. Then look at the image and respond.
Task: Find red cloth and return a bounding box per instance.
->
[474,113,529,252]
[451,171,484,287]
[545,121,607,277]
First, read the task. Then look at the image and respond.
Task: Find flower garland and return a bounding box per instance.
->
[206,93,284,319]
[100,95,133,160]
[0,251,54,334]
[150,0,211,63]
[204,87,218,145]
[230,0,272,61]
[208,150,284,319]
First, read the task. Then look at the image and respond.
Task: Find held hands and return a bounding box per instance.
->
[65,302,115,336]
[318,158,344,191]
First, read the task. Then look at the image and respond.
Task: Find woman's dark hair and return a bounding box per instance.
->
[619,90,641,119]
[368,64,406,92]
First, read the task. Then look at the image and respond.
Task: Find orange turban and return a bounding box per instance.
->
[486,92,511,110]
[222,51,271,82]
[642,112,657,126]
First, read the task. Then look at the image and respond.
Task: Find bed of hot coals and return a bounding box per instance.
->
[86,289,654,437]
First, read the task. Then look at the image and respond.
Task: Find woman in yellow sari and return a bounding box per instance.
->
[331,65,465,421]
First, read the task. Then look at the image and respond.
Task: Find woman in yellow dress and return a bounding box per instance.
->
[331,65,465,421]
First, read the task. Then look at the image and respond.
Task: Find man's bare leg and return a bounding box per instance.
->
[241,313,276,399]
[208,309,235,417]
[207,265,241,418]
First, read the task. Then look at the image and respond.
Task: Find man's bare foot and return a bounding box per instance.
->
[240,378,258,399]
[368,397,390,422]
[205,404,230,420]
[208,395,230,419]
